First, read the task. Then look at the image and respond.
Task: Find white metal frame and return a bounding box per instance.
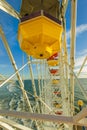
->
[0,0,87,130]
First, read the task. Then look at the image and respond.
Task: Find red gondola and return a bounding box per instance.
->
[47,53,58,60]
[49,69,58,74]
[55,111,62,115]
[53,91,61,95]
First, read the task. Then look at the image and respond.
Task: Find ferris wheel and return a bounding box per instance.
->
[0,0,87,130]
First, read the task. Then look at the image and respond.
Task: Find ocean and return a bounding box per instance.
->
[0,79,87,128]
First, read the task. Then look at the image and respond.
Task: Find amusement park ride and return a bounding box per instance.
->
[0,0,87,130]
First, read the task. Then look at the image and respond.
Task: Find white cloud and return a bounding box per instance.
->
[66,24,87,40]
[66,24,87,77]
[75,56,87,67]
[76,24,87,35]
[77,49,87,57]
[75,49,87,73]
[74,55,87,77]
[66,31,70,40]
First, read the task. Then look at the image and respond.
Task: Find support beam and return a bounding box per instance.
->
[0,109,87,127]
[70,0,77,115]
[61,0,69,18]
[77,56,87,77]
[27,56,37,97]
[0,27,32,112]
[73,108,87,122]
[0,116,32,130]
[0,61,30,88]
[0,121,14,130]
[0,0,20,19]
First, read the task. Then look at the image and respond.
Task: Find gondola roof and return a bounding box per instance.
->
[20,0,60,18]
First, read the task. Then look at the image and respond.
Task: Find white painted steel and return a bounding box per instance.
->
[0,0,20,19]
[0,109,87,126]
[70,0,77,116]
[0,27,32,112]
[0,116,32,130]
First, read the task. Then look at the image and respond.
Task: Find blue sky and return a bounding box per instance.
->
[0,0,87,78]
[66,0,87,76]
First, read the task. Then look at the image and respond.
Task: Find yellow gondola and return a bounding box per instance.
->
[47,52,59,66]
[52,79,59,84]
[47,60,58,66]
[18,11,62,59]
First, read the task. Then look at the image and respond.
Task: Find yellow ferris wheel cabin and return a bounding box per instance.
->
[18,10,63,59]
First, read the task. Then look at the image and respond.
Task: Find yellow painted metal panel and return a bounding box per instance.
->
[18,16,62,59]
[52,79,59,84]
[47,60,58,66]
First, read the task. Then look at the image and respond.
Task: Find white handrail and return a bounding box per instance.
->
[0,109,87,126]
